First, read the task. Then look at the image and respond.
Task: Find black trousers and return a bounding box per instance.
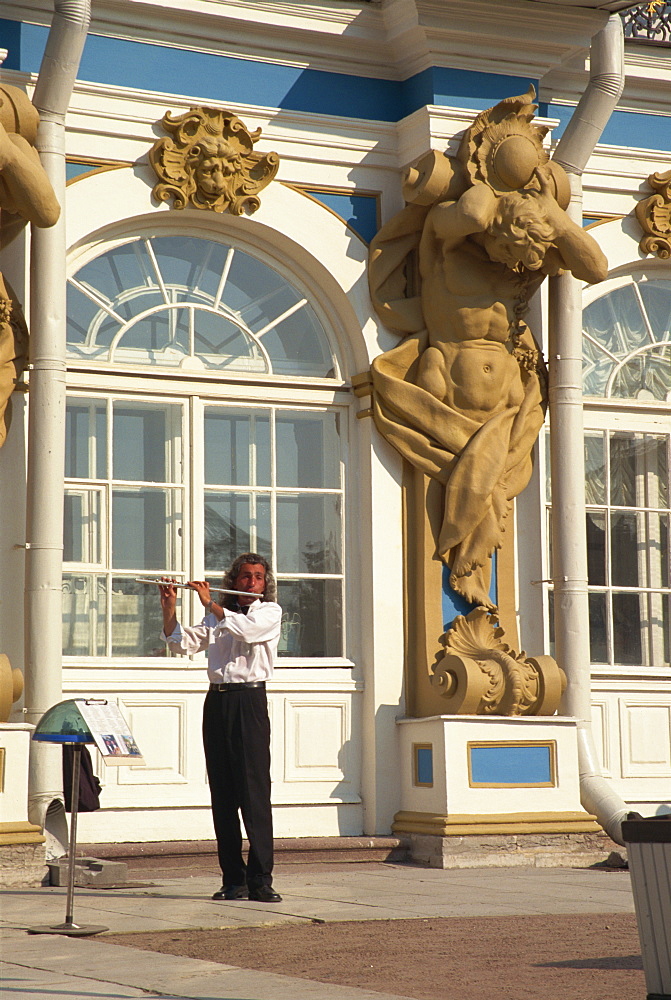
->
[202,686,274,888]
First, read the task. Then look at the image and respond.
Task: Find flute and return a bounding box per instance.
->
[134,578,254,598]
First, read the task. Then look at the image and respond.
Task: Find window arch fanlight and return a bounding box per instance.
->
[582,275,671,400]
[66,234,339,379]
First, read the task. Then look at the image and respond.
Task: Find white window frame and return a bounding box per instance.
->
[64,225,356,670]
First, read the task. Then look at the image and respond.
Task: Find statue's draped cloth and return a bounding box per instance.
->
[0,274,29,448]
[369,204,545,608]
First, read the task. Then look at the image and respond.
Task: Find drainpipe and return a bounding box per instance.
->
[25,0,90,854]
[549,14,628,846]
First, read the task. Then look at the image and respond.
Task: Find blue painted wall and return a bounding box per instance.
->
[304,191,378,243]
[541,100,668,151]
[442,555,497,630]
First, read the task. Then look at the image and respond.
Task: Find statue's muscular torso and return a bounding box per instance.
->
[415,217,543,424]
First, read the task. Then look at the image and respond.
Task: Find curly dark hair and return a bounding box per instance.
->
[221,553,277,607]
[487,190,555,271]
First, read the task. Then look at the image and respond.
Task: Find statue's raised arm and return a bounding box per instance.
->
[0,86,60,448]
[0,122,60,229]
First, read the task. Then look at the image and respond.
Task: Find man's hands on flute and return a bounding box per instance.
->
[158,579,178,635]
[159,579,225,632]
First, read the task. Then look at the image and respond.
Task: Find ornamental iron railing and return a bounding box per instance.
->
[621,1,671,46]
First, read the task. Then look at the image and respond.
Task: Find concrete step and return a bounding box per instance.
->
[89,836,410,871]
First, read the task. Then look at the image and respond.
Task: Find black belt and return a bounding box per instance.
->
[209,681,266,692]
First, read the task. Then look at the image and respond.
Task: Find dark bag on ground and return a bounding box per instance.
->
[62,744,102,812]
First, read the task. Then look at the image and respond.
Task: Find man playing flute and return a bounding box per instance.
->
[159,553,282,902]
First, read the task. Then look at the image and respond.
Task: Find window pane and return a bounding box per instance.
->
[612,592,643,665]
[262,304,334,376]
[277,579,342,657]
[77,241,156,304]
[641,435,669,509]
[583,294,618,353]
[194,311,258,366]
[639,279,671,340]
[611,511,642,588]
[276,412,340,488]
[111,578,166,657]
[112,488,182,570]
[226,252,295,327]
[610,433,669,509]
[67,284,105,353]
[65,400,106,479]
[585,432,606,505]
[204,492,271,575]
[610,433,638,507]
[645,591,670,669]
[113,404,181,483]
[149,236,205,295]
[64,489,102,564]
[166,239,232,302]
[62,574,107,656]
[119,305,182,355]
[204,410,270,487]
[642,511,670,593]
[611,348,671,402]
[582,341,614,398]
[277,494,342,573]
[586,511,606,586]
[610,286,649,353]
[588,592,608,664]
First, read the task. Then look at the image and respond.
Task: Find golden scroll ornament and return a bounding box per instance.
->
[636,169,671,260]
[431,608,566,716]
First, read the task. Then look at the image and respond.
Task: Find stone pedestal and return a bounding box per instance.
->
[394,715,605,868]
[0,724,46,886]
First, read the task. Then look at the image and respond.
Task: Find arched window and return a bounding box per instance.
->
[582,276,671,401]
[547,274,670,671]
[67,236,336,377]
[63,234,347,662]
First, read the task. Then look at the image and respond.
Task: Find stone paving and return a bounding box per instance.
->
[0,863,636,1000]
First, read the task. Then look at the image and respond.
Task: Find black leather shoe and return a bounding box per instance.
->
[248,885,282,902]
[212,884,248,900]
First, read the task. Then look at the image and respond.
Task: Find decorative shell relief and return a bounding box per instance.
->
[149,107,279,216]
[431,607,566,717]
[636,170,671,260]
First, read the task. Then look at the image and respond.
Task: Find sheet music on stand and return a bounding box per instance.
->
[75,699,145,766]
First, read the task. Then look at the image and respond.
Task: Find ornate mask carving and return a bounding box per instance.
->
[149,107,279,215]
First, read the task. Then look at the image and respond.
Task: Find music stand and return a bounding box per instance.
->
[29,700,108,936]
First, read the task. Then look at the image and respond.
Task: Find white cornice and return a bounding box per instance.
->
[4,0,628,86]
[382,0,609,78]
[3,0,399,79]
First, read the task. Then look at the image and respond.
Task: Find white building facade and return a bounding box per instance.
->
[0,0,669,846]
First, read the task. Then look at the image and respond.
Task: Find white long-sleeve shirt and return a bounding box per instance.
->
[162,599,282,684]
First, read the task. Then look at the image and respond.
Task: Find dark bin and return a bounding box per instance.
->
[621,814,671,1000]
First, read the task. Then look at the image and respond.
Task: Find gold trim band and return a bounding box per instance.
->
[392,810,601,836]
[0,821,45,846]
